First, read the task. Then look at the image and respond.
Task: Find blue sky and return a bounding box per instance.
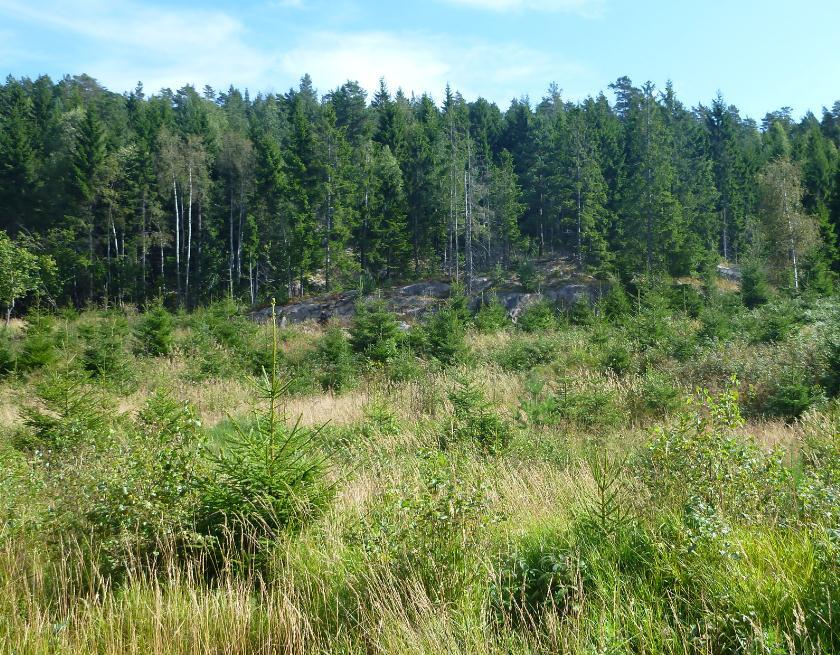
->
[1,0,838,120]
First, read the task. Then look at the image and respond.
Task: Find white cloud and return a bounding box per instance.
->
[443,0,603,17]
[280,31,589,105]
[0,0,277,92]
[0,0,593,105]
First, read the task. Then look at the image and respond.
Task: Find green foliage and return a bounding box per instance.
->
[567,295,594,326]
[16,312,57,373]
[444,378,511,452]
[134,302,174,357]
[473,296,509,332]
[0,330,13,378]
[516,261,540,292]
[80,317,134,384]
[741,260,771,308]
[762,374,824,419]
[315,326,355,392]
[599,342,632,376]
[493,335,558,371]
[353,451,493,598]
[421,302,467,365]
[196,305,333,565]
[349,299,399,363]
[598,282,631,321]
[516,300,557,332]
[82,391,204,579]
[15,370,111,452]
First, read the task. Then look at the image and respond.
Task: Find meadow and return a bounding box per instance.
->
[0,282,838,654]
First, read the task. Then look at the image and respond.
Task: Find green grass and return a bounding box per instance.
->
[0,294,838,654]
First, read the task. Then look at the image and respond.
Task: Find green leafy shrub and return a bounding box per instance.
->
[0,331,13,378]
[640,381,792,517]
[762,375,824,419]
[516,301,556,333]
[741,260,771,309]
[349,299,399,363]
[315,326,355,392]
[353,451,492,599]
[638,372,682,415]
[553,383,622,428]
[747,300,800,344]
[134,302,173,357]
[82,391,204,579]
[567,295,594,326]
[81,318,133,384]
[474,296,509,332]
[598,282,631,321]
[600,342,632,376]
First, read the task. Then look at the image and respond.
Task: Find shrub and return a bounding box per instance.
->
[494,335,558,372]
[748,301,799,344]
[349,299,399,363]
[81,318,133,383]
[567,295,594,326]
[444,378,511,452]
[353,451,492,598]
[763,375,824,419]
[196,307,333,566]
[473,296,509,332]
[600,342,632,376]
[638,372,682,415]
[82,391,204,579]
[14,370,112,452]
[598,282,631,321]
[517,261,541,292]
[553,385,622,428]
[134,302,173,356]
[516,301,556,333]
[16,313,57,372]
[741,260,771,309]
[0,331,13,378]
[421,302,467,365]
[315,326,355,392]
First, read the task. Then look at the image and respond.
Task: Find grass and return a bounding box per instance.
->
[0,294,838,654]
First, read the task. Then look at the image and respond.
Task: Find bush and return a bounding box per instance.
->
[349,299,399,363]
[421,302,467,365]
[82,391,204,579]
[600,342,632,376]
[134,302,173,356]
[567,295,594,326]
[14,370,111,452]
[196,317,333,567]
[552,384,622,428]
[16,313,57,373]
[516,301,556,333]
[517,261,541,292]
[0,331,13,378]
[493,335,558,372]
[598,283,631,321]
[741,260,771,309]
[748,301,799,344]
[81,318,133,383]
[473,296,509,332]
[316,326,355,392]
[444,378,511,452]
[763,375,824,419]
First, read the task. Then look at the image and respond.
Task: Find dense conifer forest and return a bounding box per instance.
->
[2,72,840,313]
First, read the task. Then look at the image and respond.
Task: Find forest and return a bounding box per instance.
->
[2,72,840,313]
[0,72,839,654]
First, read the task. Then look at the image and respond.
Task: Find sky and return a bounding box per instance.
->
[1,0,838,121]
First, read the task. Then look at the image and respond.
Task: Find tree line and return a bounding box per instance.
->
[2,72,840,312]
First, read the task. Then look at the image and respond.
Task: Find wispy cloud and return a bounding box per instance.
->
[0,0,593,105]
[442,0,604,17]
[280,30,589,104]
[0,0,276,92]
